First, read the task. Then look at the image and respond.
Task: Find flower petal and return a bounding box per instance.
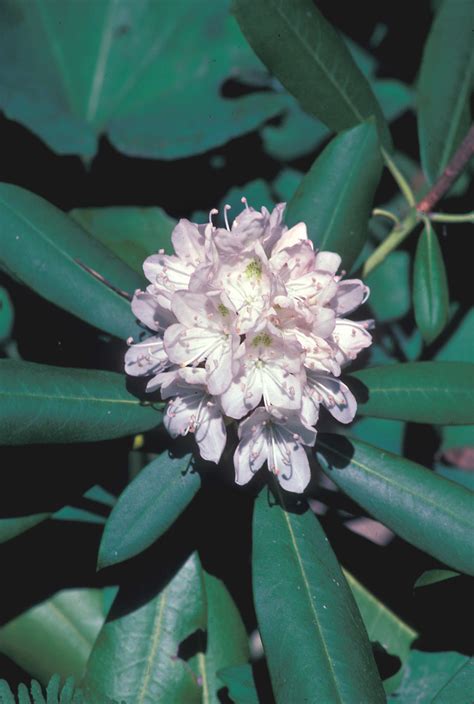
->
[164,323,225,368]
[171,219,206,267]
[131,291,174,331]
[233,408,269,485]
[314,251,341,274]
[307,372,357,423]
[125,335,168,377]
[205,333,240,395]
[332,319,373,366]
[334,280,369,315]
[195,402,227,464]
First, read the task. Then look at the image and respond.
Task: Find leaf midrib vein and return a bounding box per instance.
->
[136,591,167,704]
[0,390,140,406]
[281,507,344,703]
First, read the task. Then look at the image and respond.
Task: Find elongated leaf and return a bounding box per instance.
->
[232,0,391,147]
[253,492,385,703]
[0,286,14,344]
[388,650,472,704]
[83,553,206,704]
[0,0,284,159]
[414,569,461,589]
[196,573,249,704]
[218,664,258,704]
[98,453,200,569]
[413,222,449,344]
[367,251,410,322]
[70,206,175,276]
[345,570,417,663]
[417,0,473,184]
[0,590,105,684]
[286,122,382,271]
[0,360,161,445]
[0,183,141,339]
[317,435,474,575]
[350,362,474,425]
[0,513,51,544]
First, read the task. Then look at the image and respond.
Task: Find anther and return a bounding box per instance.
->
[241,196,249,210]
[209,208,218,227]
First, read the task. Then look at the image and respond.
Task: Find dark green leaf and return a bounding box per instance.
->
[0,360,161,445]
[435,464,474,491]
[417,0,473,184]
[0,590,105,684]
[0,286,14,344]
[414,569,461,589]
[373,80,413,123]
[0,513,51,544]
[436,308,474,363]
[317,434,474,575]
[413,221,449,344]
[367,251,410,322]
[70,207,175,276]
[388,650,472,704]
[253,492,385,703]
[351,418,405,455]
[231,0,391,147]
[0,183,141,339]
[286,122,382,271]
[83,553,206,704]
[344,570,417,693]
[0,0,284,159]
[218,664,258,704]
[196,573,249,704]
[98,453,200,569]
[350,362,474,425]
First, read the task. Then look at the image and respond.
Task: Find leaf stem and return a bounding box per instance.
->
[381,148,416,207]
[372,208,400,226]
[429,211,474,224]
[362,209,418,278]
[417,124,474,213]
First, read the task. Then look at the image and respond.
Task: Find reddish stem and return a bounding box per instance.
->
[417,123,474,214]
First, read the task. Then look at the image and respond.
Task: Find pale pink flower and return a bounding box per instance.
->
[125,200,373,492]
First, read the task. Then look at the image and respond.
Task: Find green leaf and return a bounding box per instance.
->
[367,251,410,322]
[0,676,83,704]
[0,0,284,160]
[388,650,472,704]
[218,664,258,704]
[436,308,474,363]
[83,553,206,704]
[196,573,249,704]
[414,569,461,589]
[0,590,105,685]
[252,492,385,703]
[417,0,473,184]
[435,464,474,492]
[98,453,200,569]
[231,0,391,148]
[351,418,405,455]
[0,183,141,339]
[0,286,14,344]
[350,362,474,425]
[261,97,329,161]
[70,207,175,276]
[0,360,161,445]
[344,570,417,693]
[0,513,51,544]
[317,434,474,576]
[286,122,382,271]
[0,680,15,704]
[413,221,449,344]
[373,80,413,123]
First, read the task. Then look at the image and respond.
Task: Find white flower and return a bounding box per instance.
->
[125,200,373,493]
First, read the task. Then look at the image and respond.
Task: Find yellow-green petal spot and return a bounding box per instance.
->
[252,332,273,347]
[218,303,230,317]
[245,258,262,280]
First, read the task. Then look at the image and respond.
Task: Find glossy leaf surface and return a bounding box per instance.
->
[83,553,206,704]
[367,251,410,322]
[317,435,474,575]
[98,453,200,569]
[0,183,141,339]
[0,360,162,445]
[417,0,473,184]
[0,0,284,160]
[0,590,105,684]
[413,222,449,344]
[232,0,390,147]
[253,492,385,703]
[351,362,474,425]
[197,572,249,704]
[414,569,461,590]
[70,206,175,276]
[286,122,382,271]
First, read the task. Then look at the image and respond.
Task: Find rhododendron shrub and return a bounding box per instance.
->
[0,2,472,703]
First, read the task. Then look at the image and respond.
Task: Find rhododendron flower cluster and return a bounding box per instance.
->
[125,201,373,492]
